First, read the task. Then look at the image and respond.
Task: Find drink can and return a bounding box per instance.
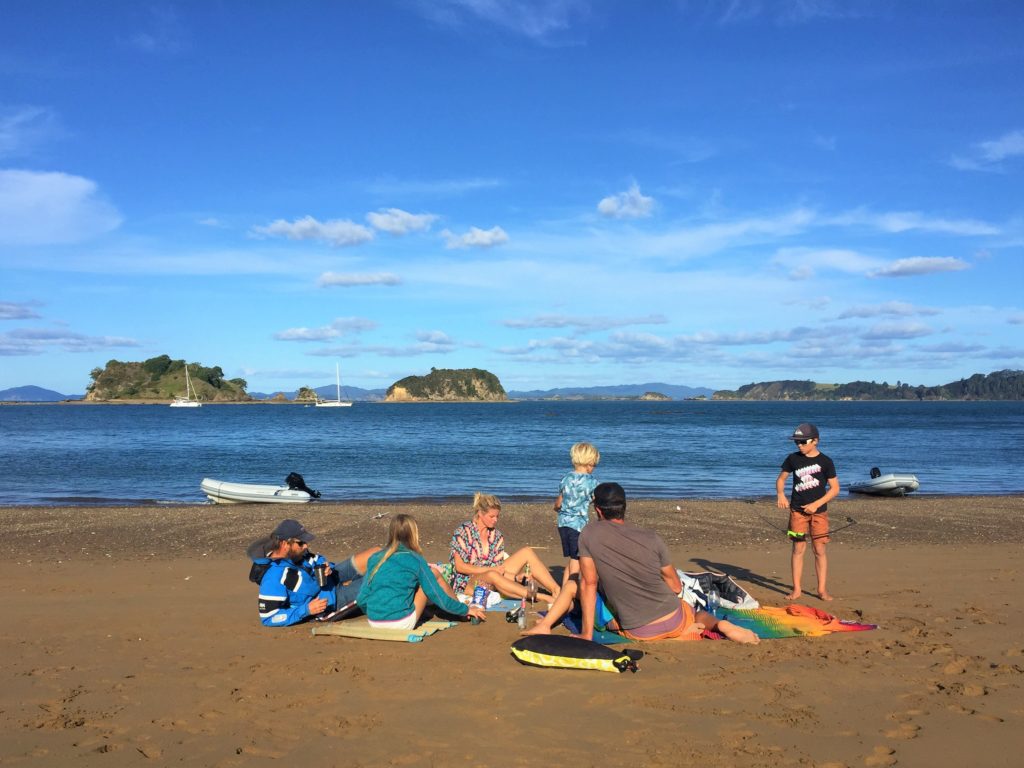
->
[471,584,489,608]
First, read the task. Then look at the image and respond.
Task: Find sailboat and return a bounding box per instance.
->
[170,364,202,408]
[315,363,352,408]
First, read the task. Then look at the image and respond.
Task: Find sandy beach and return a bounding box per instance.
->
[3,495,1022,767]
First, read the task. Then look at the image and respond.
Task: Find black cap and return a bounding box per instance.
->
[791,423,819,441]
[272,519,316,542]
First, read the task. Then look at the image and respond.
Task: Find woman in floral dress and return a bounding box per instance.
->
[448,492,560,604]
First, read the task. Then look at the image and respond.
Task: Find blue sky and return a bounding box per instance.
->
[2,1,1022,396]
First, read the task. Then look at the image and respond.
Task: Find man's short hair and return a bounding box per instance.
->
[594,482,626,519]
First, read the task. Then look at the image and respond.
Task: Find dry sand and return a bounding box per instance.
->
[2,495,1023,767]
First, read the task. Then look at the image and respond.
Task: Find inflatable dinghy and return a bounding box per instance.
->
[848,467,919,497]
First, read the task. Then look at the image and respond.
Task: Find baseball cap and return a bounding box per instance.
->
[272,519,316,542]
[791,423,819,441]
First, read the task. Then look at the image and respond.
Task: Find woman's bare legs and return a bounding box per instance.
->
[500,547,560,597]
[477,569,557,604]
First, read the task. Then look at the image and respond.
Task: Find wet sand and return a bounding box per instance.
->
[2,495,1022,767]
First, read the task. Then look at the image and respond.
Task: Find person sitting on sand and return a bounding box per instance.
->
[574,482,760,644]
[249,519,379,627]
[357,514,486,628]
[448,492,561,604]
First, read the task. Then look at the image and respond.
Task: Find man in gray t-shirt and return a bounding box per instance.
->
[577,516,680,630]
[576,483,760,645]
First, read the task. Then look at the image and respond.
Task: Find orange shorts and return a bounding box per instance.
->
[789,508,830,543]
[621,600,698,641]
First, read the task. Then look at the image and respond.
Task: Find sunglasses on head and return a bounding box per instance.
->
[794,438,814,445]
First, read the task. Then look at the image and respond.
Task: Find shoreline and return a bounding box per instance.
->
[3,494,1022,559]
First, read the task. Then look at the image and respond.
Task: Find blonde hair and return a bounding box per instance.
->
[472,492,501,515]
[570,442,600,469]
[367,513,422,583]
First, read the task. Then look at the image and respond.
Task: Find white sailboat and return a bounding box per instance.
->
[170,364,202,408]
[315,363,352,408]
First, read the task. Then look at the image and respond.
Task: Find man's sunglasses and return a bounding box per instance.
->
[288,539,308,546]
[794,438,814,445]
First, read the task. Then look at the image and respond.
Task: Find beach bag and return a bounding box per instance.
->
[510,635,643,673]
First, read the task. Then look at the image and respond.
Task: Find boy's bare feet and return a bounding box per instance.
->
[784,591,801,601]
[818,591,834,601]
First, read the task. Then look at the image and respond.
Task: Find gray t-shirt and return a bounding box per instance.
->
[577,519,680,630]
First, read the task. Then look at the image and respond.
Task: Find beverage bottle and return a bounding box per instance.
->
[517,597,527,629]
[523,563,536,604]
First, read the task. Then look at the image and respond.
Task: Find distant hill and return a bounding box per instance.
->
[248,385,387,402]
[85,355,250,402]
[386,368,507,402]
[0,385,83,402]
[508,383,715,400]
[713,370,1024,401]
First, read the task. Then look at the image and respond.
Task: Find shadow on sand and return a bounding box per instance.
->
[687,558,791,598]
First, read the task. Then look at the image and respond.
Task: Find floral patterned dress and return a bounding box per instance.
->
[447,520,507,594]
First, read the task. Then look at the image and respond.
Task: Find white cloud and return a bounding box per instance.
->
[0,170,122,245]
[274,317,377,342]
[0,106,59,158]
[441,225,509,249]
[837,301,940,319]
[317,272,402,288]
[977,129,1024,162]
[503,313,668,332]
[830,209,999,236]
[251,216,374,247]
[951,129,1024,172]
[861,322,935,340]
[773,247,882,279]
[597,183,656,219]
[412,0,589,42]
[366,208,439,235]
[366,176,502,197]
[0,327,139,356]
[311,332,458,358]
[0,300,42,320]
[128,6,189,54]
[870,257,970,278]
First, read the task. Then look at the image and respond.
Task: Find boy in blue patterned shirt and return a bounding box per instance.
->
[553,442,600,582]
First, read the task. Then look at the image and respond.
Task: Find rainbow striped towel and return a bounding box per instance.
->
[707,603,876,639]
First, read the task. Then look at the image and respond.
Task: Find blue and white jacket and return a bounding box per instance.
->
[256,552,336,627]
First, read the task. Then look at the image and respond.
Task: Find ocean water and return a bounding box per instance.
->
[0,400,1021,506]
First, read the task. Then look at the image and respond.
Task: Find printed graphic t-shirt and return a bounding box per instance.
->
[781,451,837,511]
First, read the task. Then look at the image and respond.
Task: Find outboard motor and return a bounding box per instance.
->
[869,467,882,479]
[285,472,321,499]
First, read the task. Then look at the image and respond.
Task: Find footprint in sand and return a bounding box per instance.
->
[883,723,920,740]
[864,745,897,766]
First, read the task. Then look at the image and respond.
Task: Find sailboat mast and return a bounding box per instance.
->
[336,363,341,402]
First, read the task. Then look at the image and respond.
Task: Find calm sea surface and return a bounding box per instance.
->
[1,400,1021,506]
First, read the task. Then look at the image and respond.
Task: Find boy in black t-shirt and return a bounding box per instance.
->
[775,423,840,602]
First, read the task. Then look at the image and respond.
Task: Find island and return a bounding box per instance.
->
[385,368,508,402]
[84,355,251,402]
[712,369,1023,401]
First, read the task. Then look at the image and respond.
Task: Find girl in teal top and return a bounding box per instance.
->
[357,514,486,629]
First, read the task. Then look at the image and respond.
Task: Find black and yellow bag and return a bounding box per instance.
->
[510,635,643,673]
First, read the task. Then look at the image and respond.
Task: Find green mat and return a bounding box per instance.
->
[311,617,459,643]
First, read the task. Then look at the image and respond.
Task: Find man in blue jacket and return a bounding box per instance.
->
[250,519,379,627]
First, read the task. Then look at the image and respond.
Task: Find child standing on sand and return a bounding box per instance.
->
[776,423,840,602]
[553,442,600,582]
